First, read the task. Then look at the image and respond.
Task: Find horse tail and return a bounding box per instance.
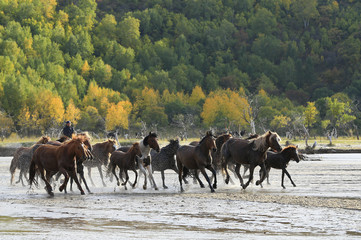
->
[9,157,17,185]
[107,158,115,176]
[29,159,37,186]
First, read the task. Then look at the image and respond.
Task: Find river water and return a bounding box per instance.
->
[0,154,361,239]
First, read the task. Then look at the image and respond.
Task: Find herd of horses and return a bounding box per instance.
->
[9,130,301,196]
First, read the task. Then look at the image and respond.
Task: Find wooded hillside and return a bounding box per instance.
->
[0,0,360,139]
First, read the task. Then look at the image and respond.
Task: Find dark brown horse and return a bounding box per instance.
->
[259,145,300,188]
[221,131,282,190]
[10,136,51,186]
[176,131,217,192]
[83,139,117,186]
[29,136,92,196]
[108,143,142,190]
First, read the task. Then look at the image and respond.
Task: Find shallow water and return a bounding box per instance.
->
[1,154,361,239]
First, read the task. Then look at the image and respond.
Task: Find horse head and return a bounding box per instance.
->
[37,136,51,144]
[267,131,282,152]
[285,145,300,163]
[201,131,217,152]
[132,142,143,158]
[145,132,160,152]
[108,139,117,153]
[73,134,93,160]
[169,139,180,153]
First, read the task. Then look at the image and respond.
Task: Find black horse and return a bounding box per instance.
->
[221,131,282,190]
[259,145,300,188]
[150,139,180,189]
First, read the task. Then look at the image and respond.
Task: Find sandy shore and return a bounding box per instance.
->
[181,192,361,210]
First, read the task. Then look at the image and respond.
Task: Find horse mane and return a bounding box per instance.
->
[71,134,87,143]
[128,142,139,152]
[57,135,70,142]
[199,131,213,145]
[36,136,51,144]
[77,132,91,141]
[251,131,280,152]
[282,145,297,152]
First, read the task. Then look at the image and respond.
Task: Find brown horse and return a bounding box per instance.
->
[83,139,117,187]
[108,143,142,190]
[52,133,94,193]
[10,136,51,186]
[176,131,217,192]
[221,130,282,190]
[29,136,92,196]
[117,132,160,190]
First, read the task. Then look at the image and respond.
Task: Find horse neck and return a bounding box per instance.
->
[198,139,211,154]
[139,139,151,157]
[281,148,294,163]
[59,141,78,159]
[251,136,269,153]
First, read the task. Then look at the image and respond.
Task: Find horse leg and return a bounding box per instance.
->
[58,168,70,194]
[122,170,129,190]
[256,163,267,186]
[161,170,168,189]
[206,165,217,189]
[111,164,120,186]
[98,165,107,187]
[234,164,245,187]
[243,164,255,189]
[195,170,205,188]
[132,169,138,189]
[242,164,249,178]
[38,166,53,196]
[147,165,158,190]
[68,169,85,195]
[138,163,148,190]
[79,172,92,193]
[87,167,96,187]
[19,169,26,187]
[176,158,184,192]
[284,168,296,187]
[199,167,215,193]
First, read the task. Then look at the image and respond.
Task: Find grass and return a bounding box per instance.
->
[0,134,360,149]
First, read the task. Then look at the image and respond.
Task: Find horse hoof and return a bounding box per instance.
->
[81,191,85,195]
[49,192,54,197]
[117,181,120,186]
[180,188,184,193]
[213,184,217,189]
[121,182,126,186]
[242,185,247,189]
[293,184,296,187]
[256,180,261,185]
[124,187,128,190]
[143,185,147,190]
[59,187,63,192]
[163,186,168,189]
[211,189,215,193]
[225,179,229,185]
[155,187,159,191]
[200,184,205,188]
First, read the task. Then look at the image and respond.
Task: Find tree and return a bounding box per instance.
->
[291,0,319,29]
[64,99,81,125]
[303,101,319,145]
[0,111,14,140]
[201,89,250,130]
[105,101,132,131]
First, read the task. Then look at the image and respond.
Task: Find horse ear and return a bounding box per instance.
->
[149,131,152,135]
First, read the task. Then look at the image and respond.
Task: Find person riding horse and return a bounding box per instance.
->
[62,121,74,138]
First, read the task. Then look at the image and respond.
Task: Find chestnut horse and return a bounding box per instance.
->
[176,131,217,193]
[117,132,160,190]
[29,136,92,196]
[10,136,51,186]
[221,131,282,190]
[108,143,142,190]
[83,139,117,186]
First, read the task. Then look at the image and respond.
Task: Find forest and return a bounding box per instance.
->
[0,0,360,141]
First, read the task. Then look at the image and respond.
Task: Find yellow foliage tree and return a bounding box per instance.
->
[33,89,65,130]
[189,86,206,105]
[105,101,132,131]
[83,81,123,117]
[270,115,291,130]
[201,89,250,129]
[303,101,318,128]
[64,99,81,125]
